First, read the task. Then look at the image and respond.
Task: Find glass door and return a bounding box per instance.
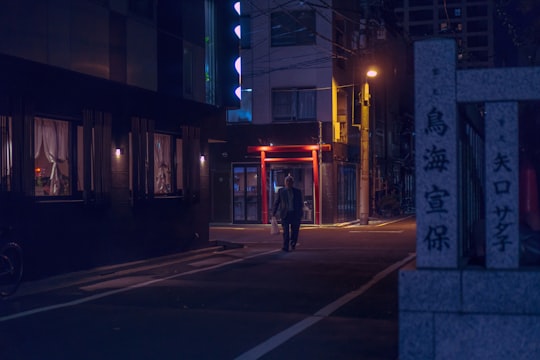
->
[337,164,357,222]
[269,165,314,224]
[233,165,260,223]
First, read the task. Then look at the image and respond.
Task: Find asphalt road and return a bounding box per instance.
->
[0,216,416,360]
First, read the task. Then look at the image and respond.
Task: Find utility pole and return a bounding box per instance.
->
[358,0,371,225]
[359,81,371,225]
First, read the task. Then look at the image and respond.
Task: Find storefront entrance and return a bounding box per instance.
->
[232,165,260,223]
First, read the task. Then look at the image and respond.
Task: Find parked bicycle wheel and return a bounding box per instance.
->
[0,242,23,297]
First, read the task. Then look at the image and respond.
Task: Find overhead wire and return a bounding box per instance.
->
[240,0,343,78]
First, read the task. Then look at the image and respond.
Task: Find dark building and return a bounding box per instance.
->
[0,0,239,278]
[394,0,495,68]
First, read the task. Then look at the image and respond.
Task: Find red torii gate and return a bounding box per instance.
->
[247,144,332,224]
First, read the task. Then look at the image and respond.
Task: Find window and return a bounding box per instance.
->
[0,116,12,191]
[410,9,433,22]
[438,7,462,19]
[272,88,316,122]
[154,133,183,196]
[467,5,487,18]
[130,119,183,198]
[34,117,71,196]
[467,20,488,33]
[439,22,449,33]
[271,10,316,47]
[1,110,108,199]
[410,24,433,36]
[154,133,172,194]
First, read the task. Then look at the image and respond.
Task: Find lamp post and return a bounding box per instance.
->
[359,69,377,225]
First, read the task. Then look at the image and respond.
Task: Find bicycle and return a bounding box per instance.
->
[0,226,23,298]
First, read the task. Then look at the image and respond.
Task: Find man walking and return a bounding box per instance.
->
[272,175,303,252]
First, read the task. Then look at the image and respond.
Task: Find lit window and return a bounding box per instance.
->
[130,126,183,197]
[34,117,71,196]
[0,116,12,191]
[440,22,449,33]
[154,133,172,194]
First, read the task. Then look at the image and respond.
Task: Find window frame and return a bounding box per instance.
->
[271,87,317,122]
[33,116,79,199]
[0,116,12,192]
[130,127,184,199]
[153,132,182,196]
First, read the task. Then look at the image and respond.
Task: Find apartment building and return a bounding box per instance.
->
[394,0,495,68]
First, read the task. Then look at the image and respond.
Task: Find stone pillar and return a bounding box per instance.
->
[484,102,519,268]
[401,38,540,360]
[414,39,459,268]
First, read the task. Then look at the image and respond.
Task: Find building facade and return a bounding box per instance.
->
[394,0,495,69]
[210,0,410,225]
[0,0,238,278]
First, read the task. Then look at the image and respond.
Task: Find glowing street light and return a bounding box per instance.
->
[366,69,378,78]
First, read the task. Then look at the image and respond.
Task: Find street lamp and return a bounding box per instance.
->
[359,69,377,225]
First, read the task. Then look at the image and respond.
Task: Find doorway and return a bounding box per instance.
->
[232,165,260,223]
[269,165,314,224]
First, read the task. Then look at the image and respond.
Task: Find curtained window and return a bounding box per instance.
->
[0,116,12,192]
[34,117,71,196]
[154,133,172,194]
[130,121,183,199]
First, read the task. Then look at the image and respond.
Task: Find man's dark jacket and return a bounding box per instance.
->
[273,187,303,220]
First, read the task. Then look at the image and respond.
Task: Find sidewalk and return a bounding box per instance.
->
[211,214,413,228]
[15,245,226,299]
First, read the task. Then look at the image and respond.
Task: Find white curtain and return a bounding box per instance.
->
[1,116,12,190]
[35,117,69,195]
[154,133,171,194]
[298,90,316,119]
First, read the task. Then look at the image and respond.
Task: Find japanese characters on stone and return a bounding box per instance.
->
[415,40,458,268]
[485,102,519,268]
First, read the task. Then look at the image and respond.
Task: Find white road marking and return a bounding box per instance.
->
[0,249,279,323]
[210,227,248,230]
[376,215,414,226]
[234,253,417,360]
[349,230,404,233]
